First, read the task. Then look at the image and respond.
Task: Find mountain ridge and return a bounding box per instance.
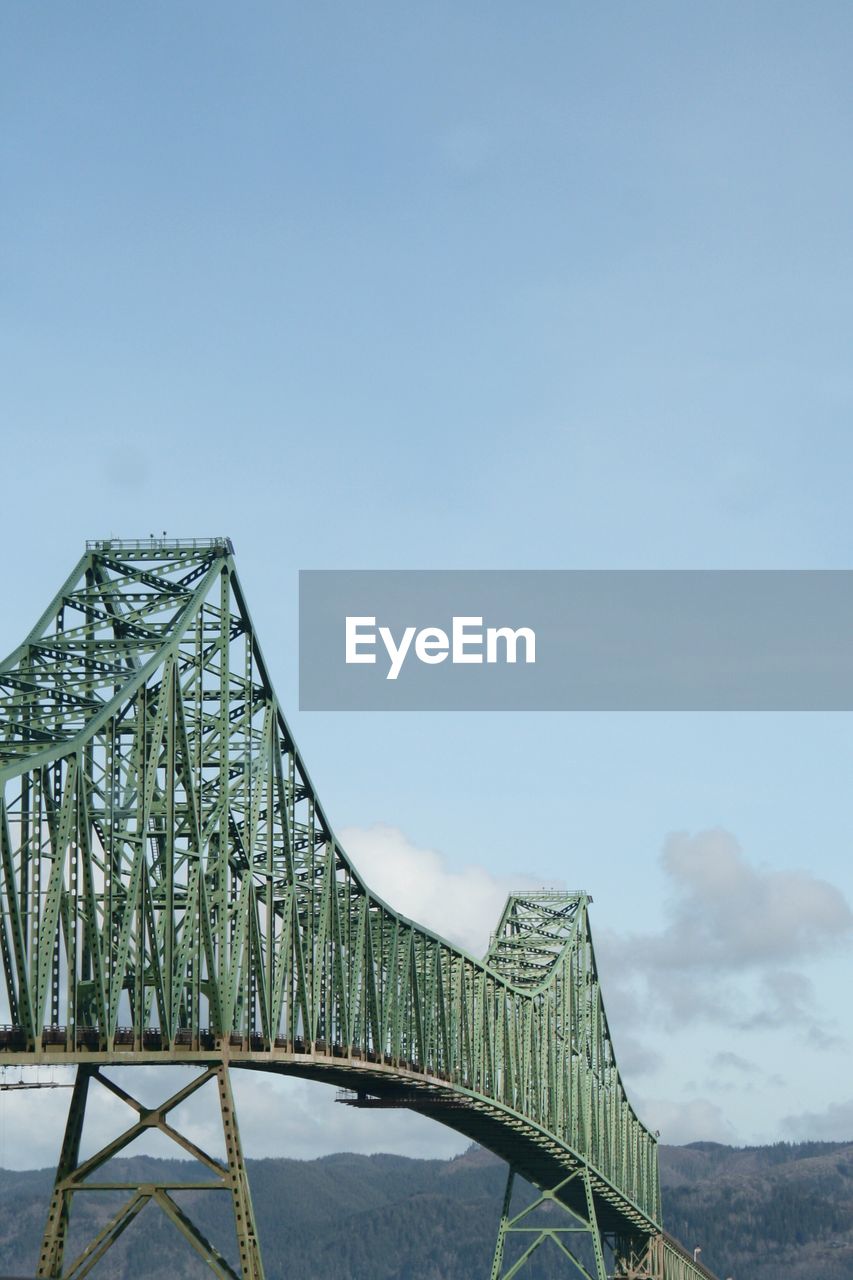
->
[0,1140,850,1278]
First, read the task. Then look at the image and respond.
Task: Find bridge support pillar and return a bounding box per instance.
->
[36,1063,264,1280]
[489,1165,608,1280]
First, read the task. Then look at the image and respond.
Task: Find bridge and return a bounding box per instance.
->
[0,539,720,1280]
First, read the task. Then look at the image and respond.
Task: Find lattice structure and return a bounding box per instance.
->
[37,1064,262,1280]
[0,539,720,1279]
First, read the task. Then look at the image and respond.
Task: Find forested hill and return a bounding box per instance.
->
[0,1140,851,1279]
[658,1139,853,1278]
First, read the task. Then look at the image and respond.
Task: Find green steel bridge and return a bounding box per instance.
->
[0,540,720,1280]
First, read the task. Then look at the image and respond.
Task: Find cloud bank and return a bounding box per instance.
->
[597,828,852,1035]
[783,1097,853,1142]
[339,822,547,956]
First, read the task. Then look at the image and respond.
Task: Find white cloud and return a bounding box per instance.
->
[783,1097,853,1142]
[635,1095,737,1146]
[339,822,547,957]
[655,829,852,969]
[597,829,852,1035]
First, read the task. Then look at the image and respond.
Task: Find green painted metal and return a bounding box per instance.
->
[490,1167,608,1280]
[36,1063,262,1279]
[0,539,720,1279]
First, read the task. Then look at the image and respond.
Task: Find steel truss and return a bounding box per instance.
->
[36,1063,263,1280]
[0,539,720,1280]
[490,1167,608,1280]
[488,1169,711,1280]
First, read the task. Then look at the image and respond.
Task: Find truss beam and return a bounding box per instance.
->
[0,540,718,1280]
[490,1166,608,1280]
[36,1064,263,1280]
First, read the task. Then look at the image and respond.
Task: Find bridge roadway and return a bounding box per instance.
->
[0,539,721,1279]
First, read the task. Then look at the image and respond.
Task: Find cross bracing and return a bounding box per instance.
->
[0,539,720,1280]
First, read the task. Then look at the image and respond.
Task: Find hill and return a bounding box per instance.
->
[0,1140,851,1278]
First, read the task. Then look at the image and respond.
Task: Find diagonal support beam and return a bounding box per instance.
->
[217,1063,264,1280]
[35,1064,265,1280]
[490,1164,609,1280]
[37,1064,94,1278]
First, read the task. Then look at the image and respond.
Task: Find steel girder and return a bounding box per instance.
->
[0,538,719,1280]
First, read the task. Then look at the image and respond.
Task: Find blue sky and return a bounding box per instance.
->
[1,3,852,1164]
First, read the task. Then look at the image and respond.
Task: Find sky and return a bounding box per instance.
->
[1,2,853,1171]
